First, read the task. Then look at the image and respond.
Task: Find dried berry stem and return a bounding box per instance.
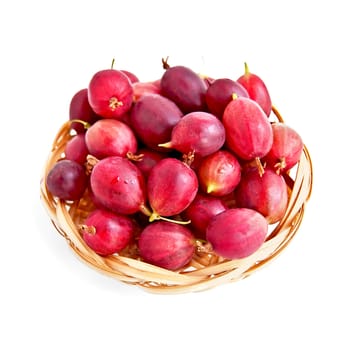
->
[255,157,265,177]
[126,151,144,162]
[182,150,195,167]
[274,157,286,175]
[85,155,99,174]
[109,97,123,110]
[162,56,170,70]
[79,225,96,235]
[195,240,214,254]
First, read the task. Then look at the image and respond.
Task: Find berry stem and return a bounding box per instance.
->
[111,58,115,69]
[126,151,144,162]
[206,183,216,194]
[244,62,250,76]
[139,204,153,217]
[70,119,91,129]
[255,157,265,177]
[149,211,191,225]
[274,157,286,175]
[231,93,238,100]
[85,155,99,174]
[79,225,96,235]
[162,56,170,70]
[158,141,172,149]
[195,240,213,254]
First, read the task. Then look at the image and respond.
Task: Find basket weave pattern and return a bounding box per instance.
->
[40,107,313,294]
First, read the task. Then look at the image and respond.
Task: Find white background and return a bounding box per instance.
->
[1,0,349,349]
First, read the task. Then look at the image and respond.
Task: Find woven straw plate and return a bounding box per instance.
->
[40,106,313,294]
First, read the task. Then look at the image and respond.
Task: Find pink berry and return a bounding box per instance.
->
[205,78,248,118]
[147,158,198,218]
[81,209,134,256]
[207,208,268,260]
[197,150,241,196]
[64,134,89,165]
[183,193,228,239]
[88,69,133,118]
[46,159,88,201]
[90,156,146,215]
[159,111,226,158]
[264,123,303,173]
[223,96,273,175]
[85,119,138,159]
[69,88,99,133]
[237,63,272,117]
[130,94,183,152]
[160,65,207,113]
[235,167,289,224]
[138,221,195,270]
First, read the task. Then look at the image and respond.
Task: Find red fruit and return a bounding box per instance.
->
[130,94,183,152]
[87,69,133,118]
[81,209,134,256]
[132,81,161,101]
[223,96,273,175]
[120,69,139,83]
[183,193,228,239]
[198,150,241,196]
[138,221,195,270]
[205,78,249,118]
[46,159,88,201]
[147,158,198,219]
[206,208,268,259]
[160,65,207,113]
[264,123,303,174]
[90,156,146,215]
[69,88,99,133]
[237,62,272,117]
[134,148,165,178]
[85,119,138,159]
[235,167,288,224]
[159,111,226,158]
[64,133,89,165]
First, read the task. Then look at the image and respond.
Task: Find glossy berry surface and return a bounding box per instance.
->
[160,65,207,113]
[46,159,88,201]
[85,119,138,159]
[138,221,195,270]
[206,208,268,260]
[198,150,241,196]
[90,156,146,215]
[147,158,198,218]
[160,111,226,158]
[88,69,134,118]
[235,167,288,224]
[81,209,134,256]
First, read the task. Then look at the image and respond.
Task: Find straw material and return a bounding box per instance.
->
[40,106,313,294]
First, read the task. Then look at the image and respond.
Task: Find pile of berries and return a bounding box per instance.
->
[45,58,303,271]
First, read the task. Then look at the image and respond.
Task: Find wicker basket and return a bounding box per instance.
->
[40,106,313,294]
